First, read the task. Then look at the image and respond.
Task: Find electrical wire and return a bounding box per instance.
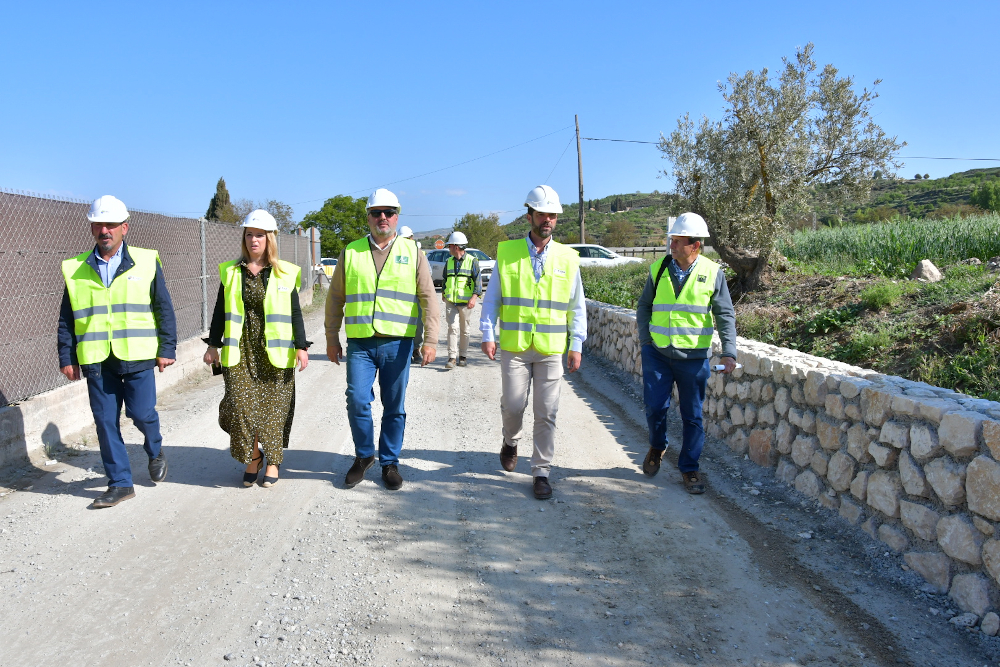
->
[544,135,576,183]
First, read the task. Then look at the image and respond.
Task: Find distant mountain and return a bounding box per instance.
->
[412,227,451,240]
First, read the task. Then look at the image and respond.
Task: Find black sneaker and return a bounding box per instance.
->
[345,455,376,488]
[382,464,403,491]
[92,486,136,508]
[642,448,663,477]
[148,451,168,483]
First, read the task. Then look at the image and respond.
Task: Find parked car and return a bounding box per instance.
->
[566,244,644,268]
[426,248,496,287]
[319,257,337,278]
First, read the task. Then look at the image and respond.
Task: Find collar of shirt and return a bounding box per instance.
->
[526,236,552,282]
[368,233,397,252]
[93,243,125,287]
[670,255,699,283]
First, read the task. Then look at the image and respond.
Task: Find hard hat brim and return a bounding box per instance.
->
[86,212,129,223]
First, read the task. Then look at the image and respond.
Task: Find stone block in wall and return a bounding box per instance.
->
[867,471,902,518]
[851,470,870,501]
[950,573,993,616]
[707,422,723,439]
[826,374,844,393]
[792,435,819,468]
[840,497,864,524]
[819,489,839,510]
[974,517,995,537]
[939,411,985,458]
[795,470,822,499]
[904,552,951,594]
[827,451,856,492]
[737,382,751,401]
[839,377,870,400]
[967,455,1000,522]
[811,450,830,476]
[925,456,967,506]
[847,424,873,463]
[800,410,816,434]
[878,524,909,552]
[919,398,962,425]
[774,387,790,417]
[728,429,748,454]
[845,404,862,421]
[817,418,843,451]
[730,406,745,426]
[791,383,806,405]
[720,419,734,435]
[982,419,1000,460]
[861,386,893,427]
[910,423,942,460]
[804,371,828,406]
[825,394,846,420]
[758,403,777,426]
[741,351,760,376]
[708,398,717,416]
[760,357,773,376]
[750,379,763,402]
[775,422,796,454]
[869,442,898,468]
[744,404,757,428]
[861,516,879,539]
[760,383,775,403]
[900,501,940,541]
[879,421,910,449]
[749,429,776,467]
[983,539,1000,586]
[891,394,922,419]
[937,515,984,565]
[776,459,798,484]
[788,407,803,428]
[725,381,738,399]
[899,451,932,498]
[716,400,727,420]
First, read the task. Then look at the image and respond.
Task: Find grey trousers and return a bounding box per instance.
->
[500,348,564,477]
[446,301,474,359]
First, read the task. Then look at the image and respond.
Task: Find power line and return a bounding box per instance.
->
[582,137,659,145]
[545,135,576,183]
[292,125,574,207]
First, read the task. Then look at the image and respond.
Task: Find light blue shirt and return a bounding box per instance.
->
[479,237,588,353]
[94,243,124,288]
[669,255,699,285]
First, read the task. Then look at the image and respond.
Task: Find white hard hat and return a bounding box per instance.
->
[668,212,710,238]
[241,209,278,232]
[87,195,129,223]
[398,225,414,238]
[524,185,563,214]
[367,188,401,211]
[446,231,468,246]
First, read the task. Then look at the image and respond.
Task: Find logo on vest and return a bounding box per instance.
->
[278,286,290,292]
[395,256,410,265]
[697,274,707,283]
[127,275,141,280]
[553,268,566,278]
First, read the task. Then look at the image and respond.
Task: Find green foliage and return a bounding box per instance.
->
[915,330,1000,401]
[206,177,239,223]
[971,181,1000,213]
[735,310,784,344]
[300,195,369,258]
[602,219,637,247]
[453,212,509,258]
[234,198,296,232]
[579,262,650,309]
[860,281,915,310]
[800,305,862,335]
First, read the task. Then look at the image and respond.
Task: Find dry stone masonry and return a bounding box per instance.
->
[586,298,1000,628]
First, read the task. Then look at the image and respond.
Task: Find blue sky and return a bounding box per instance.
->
[2,1,996,231]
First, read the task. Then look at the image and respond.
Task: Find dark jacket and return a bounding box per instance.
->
[204,263,310,350]
[57,242,178,374]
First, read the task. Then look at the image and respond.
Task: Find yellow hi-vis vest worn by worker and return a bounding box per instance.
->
[342,236,420,338]
[219,260,302,368]
[61,246,160,365]
[496,239,579,356]
[443,253,475,303]
[647,256,720,350]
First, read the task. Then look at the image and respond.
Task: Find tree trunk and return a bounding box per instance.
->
[712,242,771,295]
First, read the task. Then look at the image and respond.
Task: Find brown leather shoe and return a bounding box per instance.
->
[642,448,663,477]
[345,455,376,488]
[682,471,706,494]
[533,476,552,500]
[500,441,517,472]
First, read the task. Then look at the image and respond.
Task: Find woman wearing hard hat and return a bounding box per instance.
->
[203,210,310,487]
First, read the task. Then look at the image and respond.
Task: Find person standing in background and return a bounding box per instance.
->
[441,231,481,369]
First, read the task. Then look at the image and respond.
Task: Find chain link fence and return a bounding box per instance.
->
[0,189,315,407]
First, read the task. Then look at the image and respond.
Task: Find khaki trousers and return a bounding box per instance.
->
[446,301,474,359]
[500,347,564,477]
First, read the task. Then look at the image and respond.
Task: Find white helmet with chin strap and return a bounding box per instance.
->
[524,185,563,214]
[668,212,710,238]
[446,231,468,247]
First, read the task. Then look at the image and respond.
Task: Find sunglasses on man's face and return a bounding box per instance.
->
[369,209,398,219]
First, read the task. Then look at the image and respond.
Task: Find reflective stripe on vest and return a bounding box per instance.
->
[648,257,719,350]
[61,246,160,364]
[219,260,301,368]
[343,236,419,338]
[496,239,579,355]
[444,254,475,303]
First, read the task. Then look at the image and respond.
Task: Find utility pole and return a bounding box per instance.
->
[575,114,585,243]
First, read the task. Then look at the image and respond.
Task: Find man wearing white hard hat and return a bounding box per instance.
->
[636,212,738,494]
[57,195,177,508]
[325,189,440,491]
[480,185,587,500]
[397,225,424,363]
[442,231,482,369]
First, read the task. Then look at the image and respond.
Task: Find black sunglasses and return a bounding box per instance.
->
[368,209,398,218]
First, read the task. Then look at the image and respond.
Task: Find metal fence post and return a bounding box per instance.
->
[200,217,208,332]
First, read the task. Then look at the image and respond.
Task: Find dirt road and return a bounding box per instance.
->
[0,306,994,667]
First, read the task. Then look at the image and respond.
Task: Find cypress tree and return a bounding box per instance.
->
[206,177,237,222]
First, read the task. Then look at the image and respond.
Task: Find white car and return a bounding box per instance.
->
[426,248,495,287]
[566,244,644,268]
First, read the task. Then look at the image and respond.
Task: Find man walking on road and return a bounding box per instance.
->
[636,212,737,494]
[57,195,177,508]
[441,231,482,370]
[480,185,587,500]
[325,189,440,490]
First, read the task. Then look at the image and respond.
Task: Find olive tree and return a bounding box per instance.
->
[658,43,903,291]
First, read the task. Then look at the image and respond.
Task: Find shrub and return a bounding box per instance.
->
[860,281,913,310]
[580,262,650,309]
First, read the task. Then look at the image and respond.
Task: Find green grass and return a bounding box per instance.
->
[859,281,917,310]
[580,262,650,309]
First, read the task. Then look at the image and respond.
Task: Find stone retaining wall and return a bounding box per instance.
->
[586,299,1000,623]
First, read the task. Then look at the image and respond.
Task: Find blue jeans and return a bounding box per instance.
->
[641,345,710,473]
[85,365,163,487]
[345,337,414,465]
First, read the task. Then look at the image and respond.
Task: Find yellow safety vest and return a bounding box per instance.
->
[444,254,475,303]
[496,239,579,355]
[219,260,301,368]
[62,246,160,364]
[648,257,719,350]
[343,236,420,338]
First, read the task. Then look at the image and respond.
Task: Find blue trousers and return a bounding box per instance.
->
[641,345,710,473]
[345,337,413,466]
[85,365,163,487]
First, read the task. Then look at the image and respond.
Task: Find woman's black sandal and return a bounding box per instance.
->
[262,464,280,488]
[243,453,264,487]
